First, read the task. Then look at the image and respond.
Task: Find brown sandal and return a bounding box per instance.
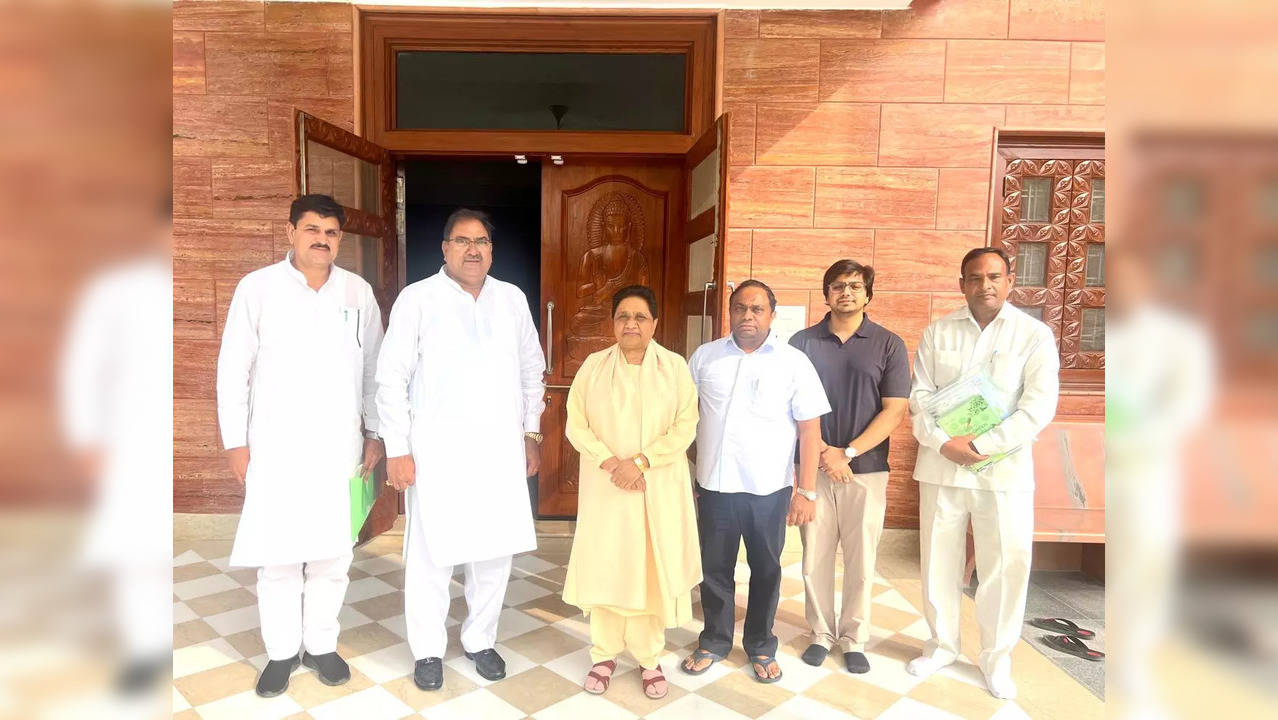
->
[584,660,616,695]
[641,664,668,699]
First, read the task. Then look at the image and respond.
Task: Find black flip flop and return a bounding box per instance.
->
[680,647,723,675]
[1042,634,1105,661]
[749,654,783,684]
[1029,617,1096,640]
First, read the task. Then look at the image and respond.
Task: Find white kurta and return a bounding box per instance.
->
[217,255,383,568]
[61,255,173,568]
[376,268,546,567]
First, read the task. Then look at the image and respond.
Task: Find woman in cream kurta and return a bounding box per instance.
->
[562,286,701,699]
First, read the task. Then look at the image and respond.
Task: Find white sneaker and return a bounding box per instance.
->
[984,669,1017,700]
[906,655,952,678]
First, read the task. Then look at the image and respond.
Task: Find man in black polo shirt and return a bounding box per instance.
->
[788,259,910,674]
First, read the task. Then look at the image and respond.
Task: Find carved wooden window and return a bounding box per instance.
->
[992,134,1105,389]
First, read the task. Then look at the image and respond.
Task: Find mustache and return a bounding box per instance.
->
[310,243,330,250]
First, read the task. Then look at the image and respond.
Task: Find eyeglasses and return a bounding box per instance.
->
[448,236,492,249]
[827,282,866,294]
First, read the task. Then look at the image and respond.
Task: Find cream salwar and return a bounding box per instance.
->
[562,342,701,660]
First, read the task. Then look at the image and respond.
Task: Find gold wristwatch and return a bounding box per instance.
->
[524,431,544,445]
[632,454,651,472]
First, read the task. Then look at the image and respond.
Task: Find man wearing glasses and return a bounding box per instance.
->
[375,208,547,691]
[788,260,910,675]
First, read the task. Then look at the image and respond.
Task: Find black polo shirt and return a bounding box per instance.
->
[788,313,911,474]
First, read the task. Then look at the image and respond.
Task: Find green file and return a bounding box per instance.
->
[349,465,377,543]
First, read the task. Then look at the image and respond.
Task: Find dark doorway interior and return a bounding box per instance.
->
[404,158,542,327]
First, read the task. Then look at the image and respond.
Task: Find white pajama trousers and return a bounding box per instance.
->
[917,482,1034,678]
[257,552,353,661]
[404,517,512,660]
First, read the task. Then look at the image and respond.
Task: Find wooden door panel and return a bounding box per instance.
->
[538,160,683,517]
[296,111,400,544]
[678,114,729,359]
[556,174,669,377]
[536,389,579,517]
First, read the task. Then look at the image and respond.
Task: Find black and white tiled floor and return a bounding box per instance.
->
[173,532,1102,720]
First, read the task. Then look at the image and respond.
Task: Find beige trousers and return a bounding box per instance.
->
[588,608,665,669]
[799,470,890,652]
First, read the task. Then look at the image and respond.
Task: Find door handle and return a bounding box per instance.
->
[544,300,555,374]
[700,281,716,344]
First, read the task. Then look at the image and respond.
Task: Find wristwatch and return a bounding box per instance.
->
[844,446,859,460]
[524,431,544,445]
[364,430,380,440]
[632,454,651,472]
[795,487,818,502]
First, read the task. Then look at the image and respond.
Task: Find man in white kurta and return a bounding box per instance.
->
[217,195,384,697]
[907,248,1059,700]
[61,241,172,692]
[376,208,546,691]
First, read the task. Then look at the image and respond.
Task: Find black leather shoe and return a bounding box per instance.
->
[414,657,443,691]
[255,655,301,697]
[464,648,506,681]
[844,651,871,674]
[801,644,829,667]
[302,651,351,686]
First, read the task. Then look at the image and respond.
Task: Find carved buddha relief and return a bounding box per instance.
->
[566,191,651,364]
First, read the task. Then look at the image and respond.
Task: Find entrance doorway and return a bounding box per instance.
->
[297,10,728,534]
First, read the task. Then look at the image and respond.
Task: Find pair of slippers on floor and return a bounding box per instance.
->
[1031,618,1105,662]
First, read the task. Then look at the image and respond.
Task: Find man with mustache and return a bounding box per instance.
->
[788,259,910,675]
[376,208,546,691]
[217,194,385,697]
[681,280,828,683]
[906,247,1059,699]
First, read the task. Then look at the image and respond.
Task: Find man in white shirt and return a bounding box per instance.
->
[376,208,546,692]
[217,194,385,697]
[680,280,829,683]
[907,247,1060,699]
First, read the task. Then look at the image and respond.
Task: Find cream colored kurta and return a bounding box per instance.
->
[562,341,701,627]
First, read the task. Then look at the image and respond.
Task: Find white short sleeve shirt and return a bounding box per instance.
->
[689,331,831,495]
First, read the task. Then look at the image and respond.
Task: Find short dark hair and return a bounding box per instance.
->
[960,247,1012,277]
[289,194,345,227]
[612,285,658,318]
[443,208,495,242]
[729,279,777,311]
[822,259,875,301]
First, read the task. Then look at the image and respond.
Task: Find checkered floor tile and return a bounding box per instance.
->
[173,534,1076,719]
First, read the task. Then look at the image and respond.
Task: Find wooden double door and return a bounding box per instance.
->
[298,113,730,525]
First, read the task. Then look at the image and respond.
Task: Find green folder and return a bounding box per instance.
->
[349,465,377,543]
[936,395,1003,438]
[936,396,1015,473]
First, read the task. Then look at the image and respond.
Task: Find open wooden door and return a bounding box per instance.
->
[295,110,400,545]
[538,159,684,517]
[676,113,731,359]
